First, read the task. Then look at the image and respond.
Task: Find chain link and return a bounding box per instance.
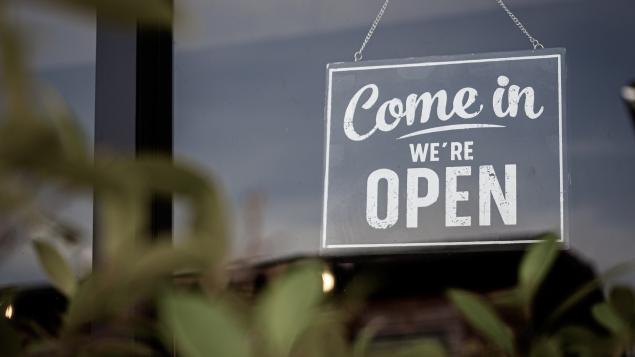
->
[354,0,390,62]
[353,0,545,62]
[495,0,544,49]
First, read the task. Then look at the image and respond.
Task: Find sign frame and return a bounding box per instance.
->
[321,49,568,251]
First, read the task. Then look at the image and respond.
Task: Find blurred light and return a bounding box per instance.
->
[622,85,635,102]
[4,305,13,319]
[322,269,335,293]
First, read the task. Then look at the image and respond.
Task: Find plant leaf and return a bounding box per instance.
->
[64,275,101,329]
[127,244,203,282]
[448,289,515,356]
[592,303,627,335]
[33,240,77,297]
[608,285,635,318]
[65,274,122,330]
[518,235,559,307]
[294,310,350,357]
[52,117,88,162]
[160,292,249,357]
[488,288,521,308]
[97,185,146,262]
[353,320,382,357]
[256,262,323,357]
[366,339,446,357]
[118,243,208,303]
[556,326,615,356]
[391,340,447,357]
[529,338,562,357]
[545,261,635,329]
[78,338,154,357]
[38,85,89,162]
[0,319,21,357]
[136,156,228,251]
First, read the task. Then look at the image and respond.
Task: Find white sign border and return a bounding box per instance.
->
[322,52,565,250]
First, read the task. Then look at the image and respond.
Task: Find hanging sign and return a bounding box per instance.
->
[321,49,567,250]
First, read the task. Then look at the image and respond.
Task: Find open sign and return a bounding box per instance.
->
[321,49,567,251]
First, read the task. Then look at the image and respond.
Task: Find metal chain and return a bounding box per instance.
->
[495,0,544,50]
[353,0,545,62]
[353,0,390,62]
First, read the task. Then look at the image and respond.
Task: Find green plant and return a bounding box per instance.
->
[448,236,635,356]
[2,1,635,357]
[0,1,445,356]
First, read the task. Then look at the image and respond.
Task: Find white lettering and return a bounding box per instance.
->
[406,168,440,228]
[479,164,517,226]
[345,85,486,141]
[344,84,379,141]
[493,75,544,119]
[446,166,472,227]
[364,165,519,229]
[453,87,483,119]
[366,168,399,229]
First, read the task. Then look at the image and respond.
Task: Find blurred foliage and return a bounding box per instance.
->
[0,0,442,356]
[0,0,634,356]
[448,236,635,356]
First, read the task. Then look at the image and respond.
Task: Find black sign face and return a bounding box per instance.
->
[321,49,567,251]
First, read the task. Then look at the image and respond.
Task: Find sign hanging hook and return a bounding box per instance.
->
[353,0,545,62]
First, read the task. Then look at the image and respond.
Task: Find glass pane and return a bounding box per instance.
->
[174,0,635,278]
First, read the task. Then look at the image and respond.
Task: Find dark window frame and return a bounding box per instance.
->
[94,9,174,263]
